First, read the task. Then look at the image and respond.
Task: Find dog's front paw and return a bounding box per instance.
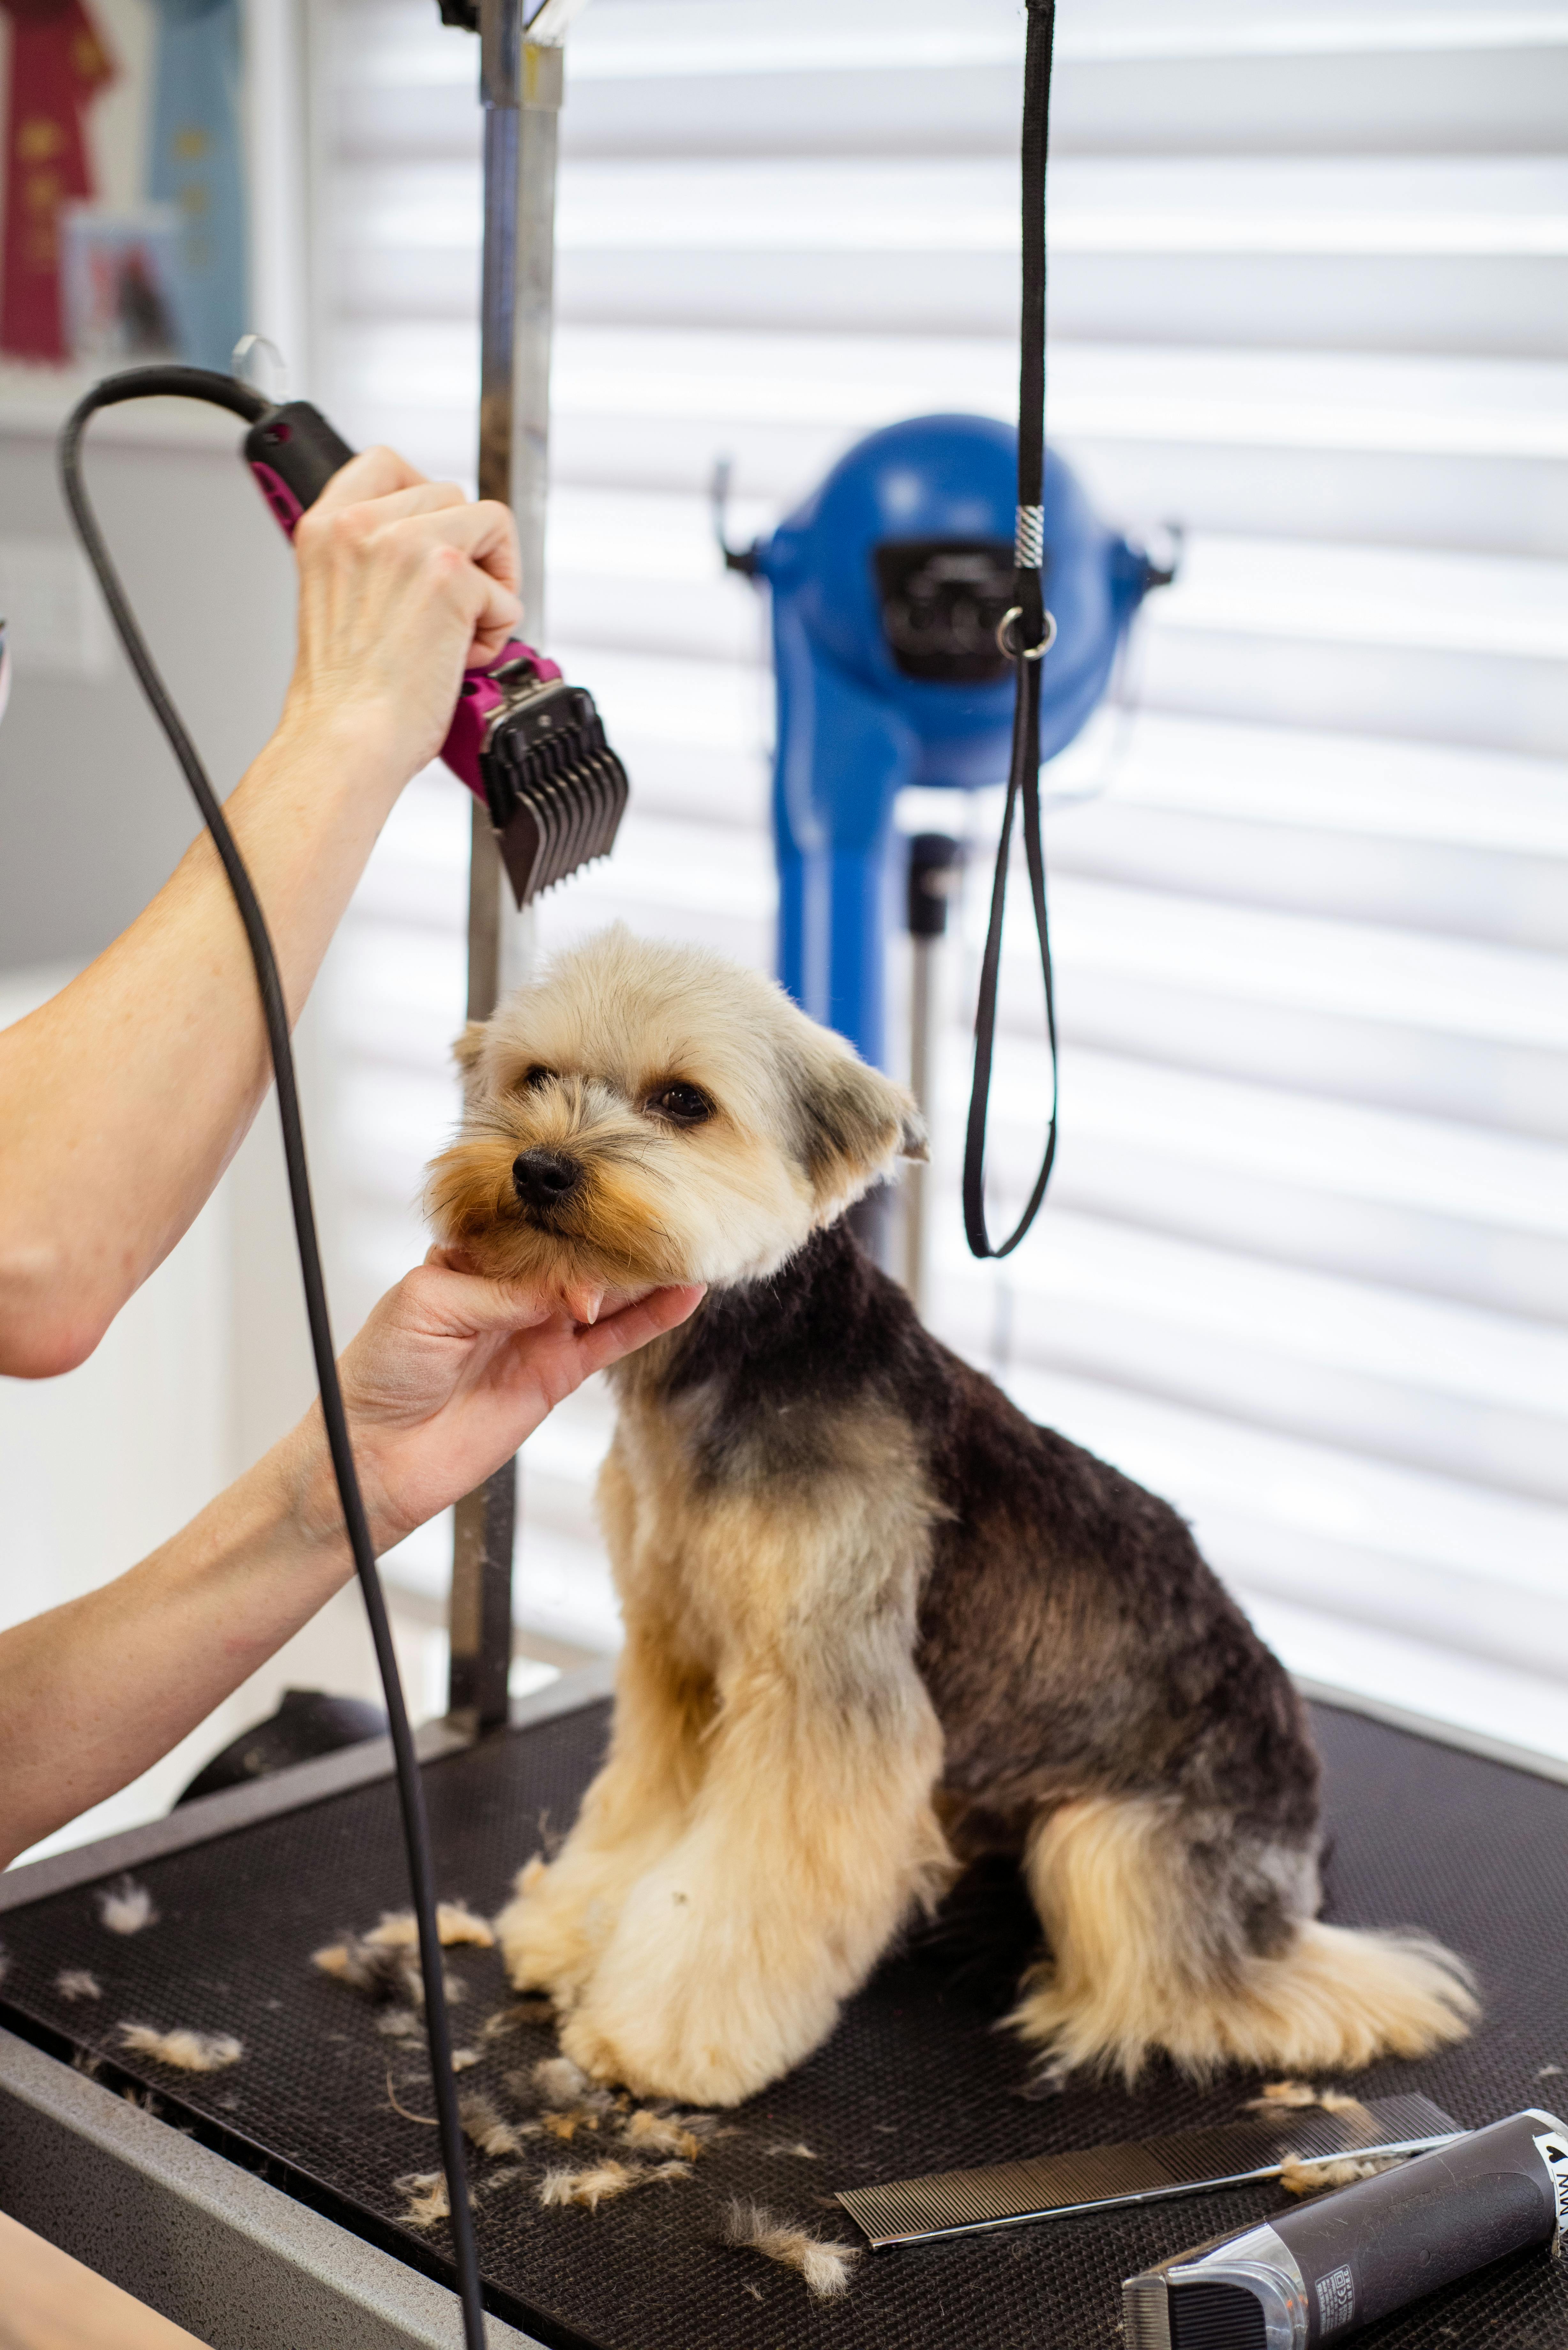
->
[557,1871,842,2106]
[558,1973,803,2107]
[494,1856,603,2005]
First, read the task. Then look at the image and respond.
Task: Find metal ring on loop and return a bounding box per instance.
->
[996,605,1057,661]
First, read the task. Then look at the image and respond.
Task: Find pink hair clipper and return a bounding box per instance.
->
[243,401,627,909]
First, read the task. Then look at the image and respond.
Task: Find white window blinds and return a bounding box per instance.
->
[309,0,1568,1753]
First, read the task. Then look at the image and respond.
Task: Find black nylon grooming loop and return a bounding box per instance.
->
[962,0,1058,1261]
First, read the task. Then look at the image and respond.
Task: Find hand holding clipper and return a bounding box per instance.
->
[246,400,628,909]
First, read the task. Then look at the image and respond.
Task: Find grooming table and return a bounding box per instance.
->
[3,1675,1566,2350]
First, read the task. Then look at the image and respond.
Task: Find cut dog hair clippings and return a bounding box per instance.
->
[619,2108,718,2159]
[720,2200,861,2300]
[537,2158,690,2211]
[1246,2079,1369,2118]
[459,2092,535,2159]
[397,2171,451,2230]
[97,1878,158,1935]
[1280,2151,1409,2196]
[312,1934,464,2010]
[366,1902,495,1951]
[117,2024,242,2072]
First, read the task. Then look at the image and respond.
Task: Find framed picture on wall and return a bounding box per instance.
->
[0,0,246,387]
[61,198,192,361]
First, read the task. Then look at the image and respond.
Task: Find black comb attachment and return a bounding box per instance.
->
[479,669,629,910]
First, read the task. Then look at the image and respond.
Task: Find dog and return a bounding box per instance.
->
[426,925,1475,2107]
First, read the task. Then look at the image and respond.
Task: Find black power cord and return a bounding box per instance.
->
[59,365,488,2350]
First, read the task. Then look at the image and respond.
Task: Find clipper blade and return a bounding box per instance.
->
[479,665,629,910]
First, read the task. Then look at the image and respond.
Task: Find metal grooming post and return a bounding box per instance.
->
[902,834,963,1314]
[446,0,578,1732]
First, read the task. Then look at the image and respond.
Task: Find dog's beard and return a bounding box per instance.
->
[425,1133,694,1291]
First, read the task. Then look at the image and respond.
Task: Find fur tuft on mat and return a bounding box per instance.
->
[720,2200,861,2299]
[97,1878,158,1935]
[117,2023,242,2072]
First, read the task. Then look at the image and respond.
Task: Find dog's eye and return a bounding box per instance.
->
[646,1080,713,1126]
[518,1065,556,1093]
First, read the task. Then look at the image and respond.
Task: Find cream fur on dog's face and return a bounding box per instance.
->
[425,926,926,1294]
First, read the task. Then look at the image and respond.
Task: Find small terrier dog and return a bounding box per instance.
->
[427,927,1475,2107]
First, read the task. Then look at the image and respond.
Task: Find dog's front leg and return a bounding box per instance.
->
[558,1635,950,2105]
[496,1622,711,2005]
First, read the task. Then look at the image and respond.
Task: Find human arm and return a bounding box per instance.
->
[0,453,522,1378]
[0,1264,703,1869]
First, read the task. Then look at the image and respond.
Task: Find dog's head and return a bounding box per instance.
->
[424,926,926,1292]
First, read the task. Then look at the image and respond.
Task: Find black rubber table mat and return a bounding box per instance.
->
[3,1700,1566,2350]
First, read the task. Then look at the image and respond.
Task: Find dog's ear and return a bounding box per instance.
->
[451,1020,488,1097]
[900,1102,931,1163]
[792,1037,927,1214]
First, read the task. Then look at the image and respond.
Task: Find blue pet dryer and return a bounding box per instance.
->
[725,413,1158,1072]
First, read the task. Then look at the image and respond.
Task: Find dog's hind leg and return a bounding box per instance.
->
[1011,1793,1476,2082]
[496,1618,712,2005]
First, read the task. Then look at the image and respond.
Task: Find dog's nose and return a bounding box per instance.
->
[512,1148,582,1211]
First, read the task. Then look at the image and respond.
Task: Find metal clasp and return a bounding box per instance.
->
[996,605,1057,660]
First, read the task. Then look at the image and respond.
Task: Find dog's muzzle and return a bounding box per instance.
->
[512,1147,582,1221]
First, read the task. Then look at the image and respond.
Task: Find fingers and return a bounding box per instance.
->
[310,445,429,512]
[413,498,523,609]
[302,488,520,602]
[293,447,525,689]
[570,1285,706,1378]
[391,1261,567,1339]
[334,480,468,526]
[470,610,522,666]
[466,586,525,669]
[389,500,523,666]
[396,1265,700,1351]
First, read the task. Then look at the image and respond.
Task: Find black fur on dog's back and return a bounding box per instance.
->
[656,1213,1322,1934]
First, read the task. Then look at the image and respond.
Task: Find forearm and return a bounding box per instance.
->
[0,714,404,1375]
[0,454,522,1379]
[0,1264,704,1869]
[0,1443,353,1869]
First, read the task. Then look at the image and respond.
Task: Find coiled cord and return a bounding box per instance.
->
[59,364,487,2350]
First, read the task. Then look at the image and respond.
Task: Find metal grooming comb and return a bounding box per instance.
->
[834,2092,1462,2248]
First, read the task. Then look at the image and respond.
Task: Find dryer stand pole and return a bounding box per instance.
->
[446,0,574,1733]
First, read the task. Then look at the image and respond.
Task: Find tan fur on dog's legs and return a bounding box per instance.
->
[496,1624,712,2005]
[560,1677,949,2105]
[551,1405,954,2104]
[1012,1794,1477,2082]
[557,1653,951,2106]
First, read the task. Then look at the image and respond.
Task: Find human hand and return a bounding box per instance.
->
[282,1261,704,1558]
[281,448,524,782]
